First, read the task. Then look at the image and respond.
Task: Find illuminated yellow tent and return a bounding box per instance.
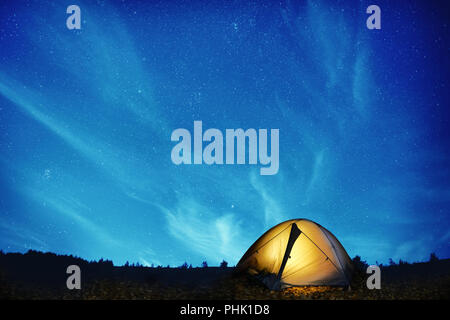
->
[236,219,353,290]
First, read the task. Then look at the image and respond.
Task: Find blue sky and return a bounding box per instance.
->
[0,0,449,266]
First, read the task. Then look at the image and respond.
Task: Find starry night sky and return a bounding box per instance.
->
[0,0,449,267]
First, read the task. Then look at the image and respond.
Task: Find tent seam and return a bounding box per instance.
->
[298,229,343,278]
[240,223,293,262]
[320,228,350,285]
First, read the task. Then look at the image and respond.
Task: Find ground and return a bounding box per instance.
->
[0,252,449,300]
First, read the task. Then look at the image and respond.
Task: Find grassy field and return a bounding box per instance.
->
[0,251,449,300]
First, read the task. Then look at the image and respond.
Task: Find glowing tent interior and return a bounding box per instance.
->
[236,219,353,290]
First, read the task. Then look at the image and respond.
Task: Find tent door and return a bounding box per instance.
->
[276,223,302,280]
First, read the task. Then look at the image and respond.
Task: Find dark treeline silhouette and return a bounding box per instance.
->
[0,249,449,299]
[0,249,233,294]
[1,249,449,299]
[351,253,450,282]
[0,249,115,290]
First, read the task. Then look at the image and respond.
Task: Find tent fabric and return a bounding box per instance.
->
[236,219,353,290]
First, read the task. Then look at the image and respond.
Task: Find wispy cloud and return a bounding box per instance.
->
[440,230,450,243]
[23,1,166,132]
[163,198,244,264]
[25,189,122,249]
[302,149,326,205]
[137,248,161,267]
[352,50,372,119]
[393,239,430,263]
[0,218,49,252]
[250,172,285,228]
[0,74,163,196]
[340,234,391,264]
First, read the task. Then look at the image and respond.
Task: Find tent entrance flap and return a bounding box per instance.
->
[277,223,302,280]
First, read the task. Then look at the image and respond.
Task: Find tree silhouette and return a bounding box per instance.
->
[429,252,439,263]
[352,255,368,271]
